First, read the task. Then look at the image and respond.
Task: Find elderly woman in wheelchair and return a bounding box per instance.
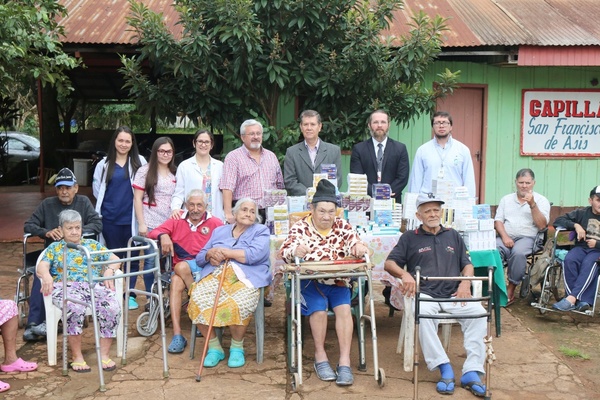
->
[36,210,122,373]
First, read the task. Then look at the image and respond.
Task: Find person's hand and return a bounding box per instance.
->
[138,223,147,237]
[160,235,174,256]
[399,273,415,298]
[206,248,226,265]
[102,269,116,291]
[586,238,597,248]
[452,280,472,306]
[40,274,54,296]
[170,209,183,220]
[225,212,235,224]
[351,243,369,259]
[45,228,63,241]
[501,236,514,248]
[575,224,586,241]
[294,244,311,259]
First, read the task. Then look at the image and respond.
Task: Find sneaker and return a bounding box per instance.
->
[552,298,576,312]
[23,324,44,342]
[128,297,139,310]
[30,321,47,336]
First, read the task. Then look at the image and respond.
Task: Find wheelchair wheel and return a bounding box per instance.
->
[519,275,531,299]
[136,311,158,337]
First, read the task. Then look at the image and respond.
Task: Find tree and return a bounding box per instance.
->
[120,0,459,155]
[0,0,79,96]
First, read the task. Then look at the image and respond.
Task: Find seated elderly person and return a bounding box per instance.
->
[384,194,487,397]
[552,186,600,311]
[279,180,369,386]
[148,189,223,353]
[0,299,38,393]
[36,210,122,373]
[188,198,271,368]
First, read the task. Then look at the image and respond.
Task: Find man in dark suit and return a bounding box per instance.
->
[284,110,342,196]
[350,109,410,203]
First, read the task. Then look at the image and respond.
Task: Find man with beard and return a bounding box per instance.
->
[350,109,410,203]
[148,190,223,353]
[220,119,284,224]
[494,169,550,305]
[23,168,103,342]
[409,111,476,198]
[384,193,487,397]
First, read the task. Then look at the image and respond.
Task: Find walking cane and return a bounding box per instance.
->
[195,260,230,382]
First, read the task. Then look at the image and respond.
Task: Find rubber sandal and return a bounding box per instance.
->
[504,297,516,307]
[70,361,91,373]
[0,358,38,372]
[227,348,245,368]
[461,372,485,397]
[335,365,354,386]
[204,349,225,368]
[436,377,455,395]
[552,298,576,312]
[0,380,10,393]
[102,359,116,371]
[313,361,336,381]
[167,334,187,354]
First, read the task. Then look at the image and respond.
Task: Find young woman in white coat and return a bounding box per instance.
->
[93,126,147,310]
[170,129,224,221]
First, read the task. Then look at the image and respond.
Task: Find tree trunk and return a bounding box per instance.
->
[40,85,67,170]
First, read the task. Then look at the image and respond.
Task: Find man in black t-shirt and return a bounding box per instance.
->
[384,193,487,398]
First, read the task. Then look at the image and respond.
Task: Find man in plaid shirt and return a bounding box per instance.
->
[220,119,284,224]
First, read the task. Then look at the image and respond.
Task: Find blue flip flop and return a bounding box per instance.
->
[437,378,455,395]
[167,335,187,354]
[461,372,486,397]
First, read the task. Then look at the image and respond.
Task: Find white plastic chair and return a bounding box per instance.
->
[36,249,124,366]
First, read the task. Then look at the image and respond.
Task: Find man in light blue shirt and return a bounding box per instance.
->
[409,111,476,198]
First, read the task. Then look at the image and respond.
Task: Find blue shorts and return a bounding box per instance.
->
[300,280,351,316]
[183,259,203,282]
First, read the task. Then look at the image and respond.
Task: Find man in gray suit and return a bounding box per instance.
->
[284,110,342,196]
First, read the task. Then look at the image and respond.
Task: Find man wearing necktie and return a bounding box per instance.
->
[350,109,410,203]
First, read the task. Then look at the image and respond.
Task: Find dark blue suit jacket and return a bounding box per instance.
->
[349,137,409,202]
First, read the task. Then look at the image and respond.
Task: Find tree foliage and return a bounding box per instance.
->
[120,0,459,153]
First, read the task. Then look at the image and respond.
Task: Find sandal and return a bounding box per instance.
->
[0,358,38,373]
[102,359,116,371]
[313,361,336,382]
[70,361,91,373]
[436,378,455,395]
[335,365,354,386]
[0,380,10,393]
[461,371,486,397]
[167,335,187,354]
[227,348,245,368]
[203,349,225,368]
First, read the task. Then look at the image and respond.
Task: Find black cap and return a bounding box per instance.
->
[590,186,600,198]
[312,180,337,204]
[54,168,77,187]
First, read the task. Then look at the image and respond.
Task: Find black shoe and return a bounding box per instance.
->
[23,324,44,342]
[575,301,591,312]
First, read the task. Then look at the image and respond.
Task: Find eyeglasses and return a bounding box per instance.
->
[243,132,262,137]
[433,121,451,126]
[157,149,173,155]
[195,140,211,146]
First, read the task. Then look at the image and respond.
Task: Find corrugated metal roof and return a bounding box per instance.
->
[59,0,182,45]
[519,45,600,66]
[388,0,600,47]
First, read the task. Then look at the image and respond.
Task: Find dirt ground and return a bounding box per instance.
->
[504,295,600,394]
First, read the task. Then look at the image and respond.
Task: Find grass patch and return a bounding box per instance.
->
[559,346,590,360]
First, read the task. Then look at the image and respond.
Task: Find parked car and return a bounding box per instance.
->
[0,132,40,184]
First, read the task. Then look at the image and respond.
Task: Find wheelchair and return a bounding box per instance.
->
[531,227,600,316]
[15,234,44,328]
[509,228,549,300]
[136,254,175,336]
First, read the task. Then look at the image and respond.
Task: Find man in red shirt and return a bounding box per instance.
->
[149,189,223,353]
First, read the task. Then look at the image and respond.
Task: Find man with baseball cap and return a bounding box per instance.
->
[23,167,102,341]
[384,193,487,397]
[279,180,369,386]
[552,185,600,312]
